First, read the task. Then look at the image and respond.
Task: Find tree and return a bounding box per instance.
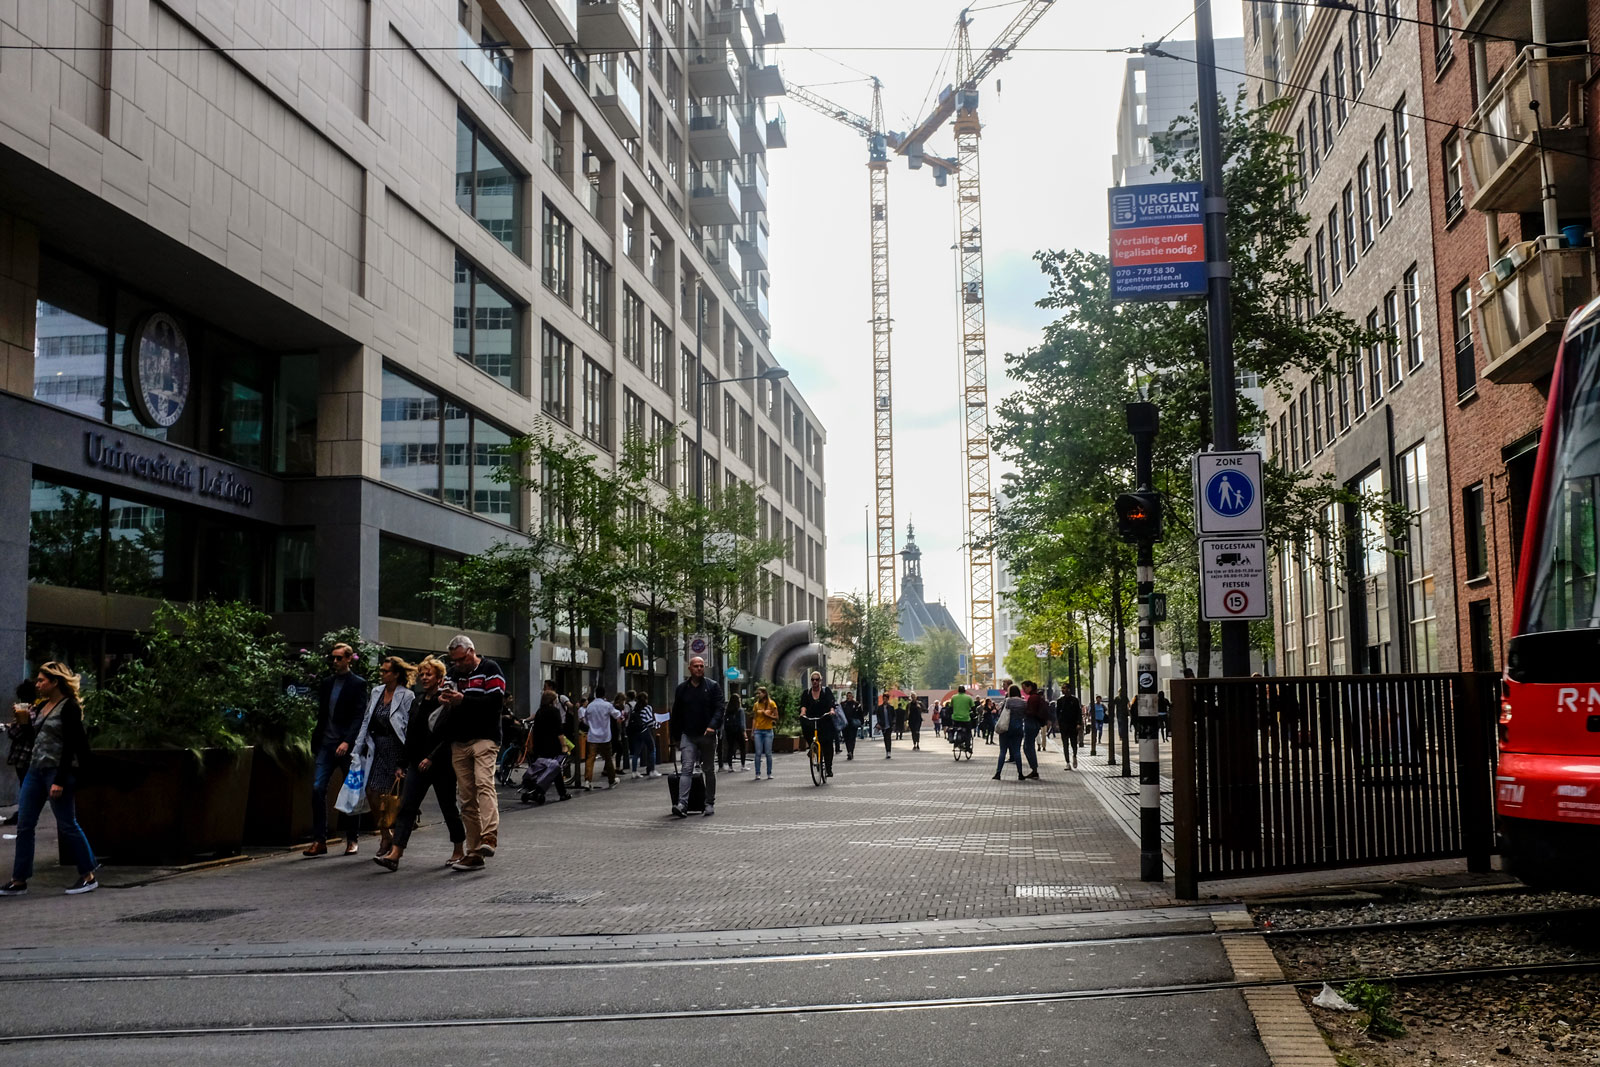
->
[918,627,965,690]
[1001,636,1043,688]
[677,479,786,682]
[821,594,921,698]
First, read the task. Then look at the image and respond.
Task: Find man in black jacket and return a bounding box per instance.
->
[670,656,724,818]
[305,643,368,856]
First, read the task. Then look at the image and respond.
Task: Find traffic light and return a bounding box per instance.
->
[1115,492,1164,543]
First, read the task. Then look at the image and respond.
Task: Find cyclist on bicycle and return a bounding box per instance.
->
[798,671,837,779]
[947,685,975,754]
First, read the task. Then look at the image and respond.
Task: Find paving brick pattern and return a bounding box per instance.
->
[1,741,1174,950]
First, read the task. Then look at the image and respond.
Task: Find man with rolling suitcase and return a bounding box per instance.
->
[669,655,724,818]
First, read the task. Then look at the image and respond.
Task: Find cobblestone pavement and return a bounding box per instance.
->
[1,738,1175,950]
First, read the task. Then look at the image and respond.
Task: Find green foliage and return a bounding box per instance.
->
[87,601,293,755]
[1339,979,1406,1039]
[820,594,922,692]
[1001,636,1044,687]
[769,682,802,737]
[918,627,965,690]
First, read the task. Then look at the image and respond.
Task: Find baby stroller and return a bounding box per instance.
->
[519,755,569,804]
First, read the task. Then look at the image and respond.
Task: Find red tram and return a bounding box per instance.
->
[1498,295,1600,885]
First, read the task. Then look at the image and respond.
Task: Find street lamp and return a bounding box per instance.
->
[692,287,788,644]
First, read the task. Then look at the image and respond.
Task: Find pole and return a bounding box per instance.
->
[1128,402,1162,882]
[1194,0,1249,679]
[693,283,706,640]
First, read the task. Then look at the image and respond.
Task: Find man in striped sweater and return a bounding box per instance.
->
[441,634,505,871]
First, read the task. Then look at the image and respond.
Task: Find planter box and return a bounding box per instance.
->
[71,747,254,865]
[243,748,316,846]
[774,735,801,753]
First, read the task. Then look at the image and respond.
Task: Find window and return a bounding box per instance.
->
[1315,228,1328,305]
[1277,413,1289,469]
[380,368,515,525]
[650,411,672,485]
[723,395,736,449]
[1295,123,1308,195]
[456,116,523,254]
[1374,128,1392,225]
[454,253,521,389]
[679,346,696,410]
[1404,265,1423,371]
[739,409,752,463]
[623,389,645,443]
[1453,281,1476,398]
[1348,15,1364,96]
[1393,99,1413,201]
[1307,104,1320,175]
[1323,370,1338,442]
[1328,209,1343,290]
[1468,600,1495,671]
[541,200,571,300]
[649,314,669,393]
[541,324,572,424]
[1337,359,1351,429]
[1342,183,1358,271]
[1385,0,1400,35]
[1358,466,1391,673]
[1311,380,1324,453]
[1357,157,1374,247]
[1398,443,1436,670]
[1301,548,1321,671]
[582,357,612,448]
[542,116,563,173]
[1382,289,1400,392]
[1464,482,1489,580]
[1299,390,1312,465]
[1366,0,1384,67]
[1280,543,1299,674]
[1442,133,1464,220]
[1271,423,1281,464]
[1433,0,1454,70]
[1319,72,1334,147]
[1358,312,1376,411]
[581,244,611,336]
[621,287,642,367]
[1324,503,1347,673]
[1333,45,1348,125]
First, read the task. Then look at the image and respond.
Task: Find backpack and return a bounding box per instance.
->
[628,702,654,735]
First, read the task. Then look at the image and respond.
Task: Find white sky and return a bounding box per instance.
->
[766,0,1245,620]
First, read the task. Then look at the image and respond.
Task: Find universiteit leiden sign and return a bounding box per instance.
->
[1107,181,1207,302]
[84,432,255,507]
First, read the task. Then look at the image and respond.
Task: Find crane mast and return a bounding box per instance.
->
[896,0,1054,690]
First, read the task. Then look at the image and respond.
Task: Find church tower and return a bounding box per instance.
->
[899,523,924,602]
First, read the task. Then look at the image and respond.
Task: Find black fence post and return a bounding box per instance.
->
[1172,678,1197,899]
[1453,671,1496,873]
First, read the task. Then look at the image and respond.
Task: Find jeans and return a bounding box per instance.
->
[452,739,499,853]
[1022,719,1041,772]
[12,767,95,881]
[677,734,716,809]
[842,720,858,758]
[751,729,774,775]
[629,731,656,774]
[993,729,1024,777]
[390,761,464,851]
[310,742,352,843]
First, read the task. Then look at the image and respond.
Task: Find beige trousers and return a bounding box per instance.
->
[451,740,499,852]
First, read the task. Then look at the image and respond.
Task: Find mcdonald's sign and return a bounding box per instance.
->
[622,651,644,670]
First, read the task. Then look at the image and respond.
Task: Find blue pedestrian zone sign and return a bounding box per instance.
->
[1205,469,1254,518]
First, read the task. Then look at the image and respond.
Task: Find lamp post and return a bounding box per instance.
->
[693,319,788,645]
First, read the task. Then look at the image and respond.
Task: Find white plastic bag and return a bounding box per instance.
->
[334,746,372,815]
[1312,983,1358,1012]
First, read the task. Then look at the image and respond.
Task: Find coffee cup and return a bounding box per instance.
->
[12,703,30,725]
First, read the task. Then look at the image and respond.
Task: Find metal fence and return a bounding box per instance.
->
[1170,673,1499,899]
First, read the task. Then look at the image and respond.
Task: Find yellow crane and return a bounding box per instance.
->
[895,0,1057,688]
[787,78,954,608]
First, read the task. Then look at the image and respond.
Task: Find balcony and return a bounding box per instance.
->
[690,169,742,226]
[458,26,515,113]
[747,64,785,98]
[739,221,769,270]
[588,58,641,140]
[766,107,787,149]
[577,0,641,52]
[1463,0,1587,45]
[688,106,740,161]
[705,232,743,291]
[740,160,768,211]
[764,11,785,44]
[688,40,741,98]
[1464,48,1589,214]
[1479,241,1596,383]
[524,0,578,44]
[738,101,767,154]
[740,279,770,328]
[708,11,751,65]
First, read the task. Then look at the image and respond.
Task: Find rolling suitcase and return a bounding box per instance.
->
[666,764,706,814]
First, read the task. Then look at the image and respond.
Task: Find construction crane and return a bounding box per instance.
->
[787,78,954,609]
[895,0,1057,689]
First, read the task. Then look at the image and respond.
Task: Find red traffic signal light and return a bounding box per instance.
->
[1115,492,1164,543]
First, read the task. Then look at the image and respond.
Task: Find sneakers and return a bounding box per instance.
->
[671,805,688,819]
[477,845,496,859]
[702,807,714,818]
[0,880,26,896]
[65,873,98,895]
[451,854,487,871]
[1025,771,1040,780]
[752,774,762,781]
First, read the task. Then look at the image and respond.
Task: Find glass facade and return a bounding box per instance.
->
[379,367,517,526]
[453,252,522,390]
[456,115,523,255]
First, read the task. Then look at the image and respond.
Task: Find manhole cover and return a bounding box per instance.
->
[120,907,255,923]
[1013,885,1122,900]
[486,890,600,905]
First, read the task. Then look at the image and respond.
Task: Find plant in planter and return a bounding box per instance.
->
[82,600,297,863]
[771,682,802,752]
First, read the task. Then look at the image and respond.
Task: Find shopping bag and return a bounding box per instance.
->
[334,747,372,815]
[372,780,403,830]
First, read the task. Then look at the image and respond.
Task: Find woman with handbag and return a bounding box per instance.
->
[991,685,1028,782]
[375,656,465,871]
[352,655,415,858]
[2,662,98,895]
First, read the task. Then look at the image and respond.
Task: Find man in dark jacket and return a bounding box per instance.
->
[306,643,368,856]
[670,656,724,818]
[1057,690,1083,768]
[1020,680,1052,780]
[441,634,505,870]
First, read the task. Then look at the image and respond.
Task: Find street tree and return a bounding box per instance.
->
[917,626,965,690]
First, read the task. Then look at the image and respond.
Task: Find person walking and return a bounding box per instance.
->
[441,635,505,871]
[991,685,1028,782]
[626,692,657,779]
[581,684,622,789]
[375,656,466,871]
[876,693,893,759]
[305,643,368,857]
[1020,680,1050,780]
[670,656,724,818]
[839,692,860,761]
[1090,695,1107,753]
[353,655,416,857]
[908,697,924,751]
[1056,689,1083,769]
[720,694,747,771]
[894,700,907,741]
[798,672,837,778]
[524,689,573,802]
[1,662,97,896]
[749,685,779,780]
[931,702,942,738]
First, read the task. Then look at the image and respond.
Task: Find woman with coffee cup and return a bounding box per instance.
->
[1,662,98,896]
